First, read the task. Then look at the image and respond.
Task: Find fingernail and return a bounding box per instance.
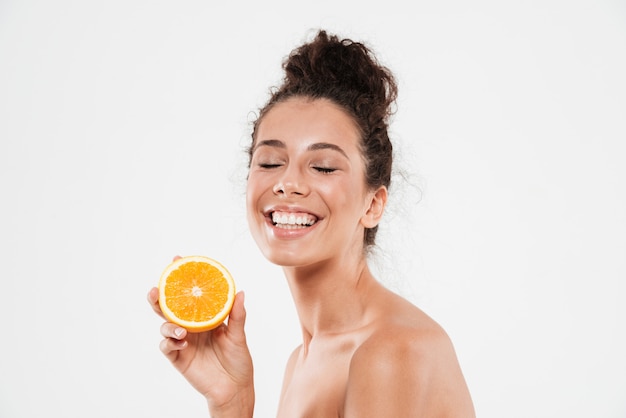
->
[174,327,185,338]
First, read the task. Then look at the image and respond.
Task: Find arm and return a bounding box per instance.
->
[344,328,475,418]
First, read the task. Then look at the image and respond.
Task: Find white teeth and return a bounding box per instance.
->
[271,211,317,227]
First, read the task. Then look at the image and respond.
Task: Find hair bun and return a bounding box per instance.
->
[281,30,397,121]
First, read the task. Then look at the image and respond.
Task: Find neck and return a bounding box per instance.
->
[282,253,379,349]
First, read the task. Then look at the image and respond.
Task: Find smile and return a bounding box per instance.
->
[271,211,318,229]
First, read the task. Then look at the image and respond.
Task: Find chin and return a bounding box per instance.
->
[257,238,331,268]
[259,247,310,268]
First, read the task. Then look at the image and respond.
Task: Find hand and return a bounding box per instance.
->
[147,264,254,416]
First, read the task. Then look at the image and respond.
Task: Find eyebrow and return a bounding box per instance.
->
[253,139,349,159]
[253,139,286,151]
[307,142,349,159]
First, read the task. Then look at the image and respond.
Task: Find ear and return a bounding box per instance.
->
[360,186,388,229]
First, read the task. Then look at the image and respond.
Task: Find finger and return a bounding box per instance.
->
[159,337,188,360]
[226,291,247,338]
[160,321,187,340]
[147,287,166,319]
[159,322,188,362]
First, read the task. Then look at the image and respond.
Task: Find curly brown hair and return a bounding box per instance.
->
[250,30,398,247]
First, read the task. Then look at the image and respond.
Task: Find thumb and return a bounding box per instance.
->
[226,291,248,337]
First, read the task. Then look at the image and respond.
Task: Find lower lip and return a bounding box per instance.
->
[265,217,319,239]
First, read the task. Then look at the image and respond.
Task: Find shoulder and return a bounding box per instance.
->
[344,305,475,417]
[351,315,453,384]
[279,344,302,398]
[355,290,455,371]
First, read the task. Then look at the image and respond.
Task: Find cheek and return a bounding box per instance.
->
[245,174,269,215]
[320,177,365,206]
[245,184,260,237]
[245,179,258,213]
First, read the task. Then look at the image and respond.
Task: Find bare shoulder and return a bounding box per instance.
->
[344,295,475,417]
[363,299,456,366]
[351,303,456,385]
[279,344,302,399]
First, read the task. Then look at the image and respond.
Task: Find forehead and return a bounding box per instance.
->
[254,97,361,153]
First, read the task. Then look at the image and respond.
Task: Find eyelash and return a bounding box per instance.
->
[314,167,336,174]
[257,163,336,174]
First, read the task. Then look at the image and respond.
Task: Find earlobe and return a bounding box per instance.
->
[361,186,388,228]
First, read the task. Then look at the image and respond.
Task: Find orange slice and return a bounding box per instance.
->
[158,256,236,332]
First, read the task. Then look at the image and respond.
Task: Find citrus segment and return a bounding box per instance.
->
[158,256,236,332]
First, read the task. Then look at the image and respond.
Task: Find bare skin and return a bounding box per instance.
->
[150,97,475,417]
[276,260,474,417]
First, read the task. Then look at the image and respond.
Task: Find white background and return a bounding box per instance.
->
[1,1,625,417]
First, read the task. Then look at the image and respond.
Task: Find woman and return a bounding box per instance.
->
[148,30,475,417]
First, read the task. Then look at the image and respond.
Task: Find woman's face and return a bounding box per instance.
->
[246,97,382,267]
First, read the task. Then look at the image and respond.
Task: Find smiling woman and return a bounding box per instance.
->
[246,97,377,266]
[148,29,475,417]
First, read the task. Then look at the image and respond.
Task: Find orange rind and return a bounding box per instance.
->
[158,256,236,332]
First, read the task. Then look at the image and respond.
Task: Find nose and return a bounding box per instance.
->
[273,166,309,197]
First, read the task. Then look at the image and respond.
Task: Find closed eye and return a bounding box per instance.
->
[259,163,282,169]
[313,167,337,174]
